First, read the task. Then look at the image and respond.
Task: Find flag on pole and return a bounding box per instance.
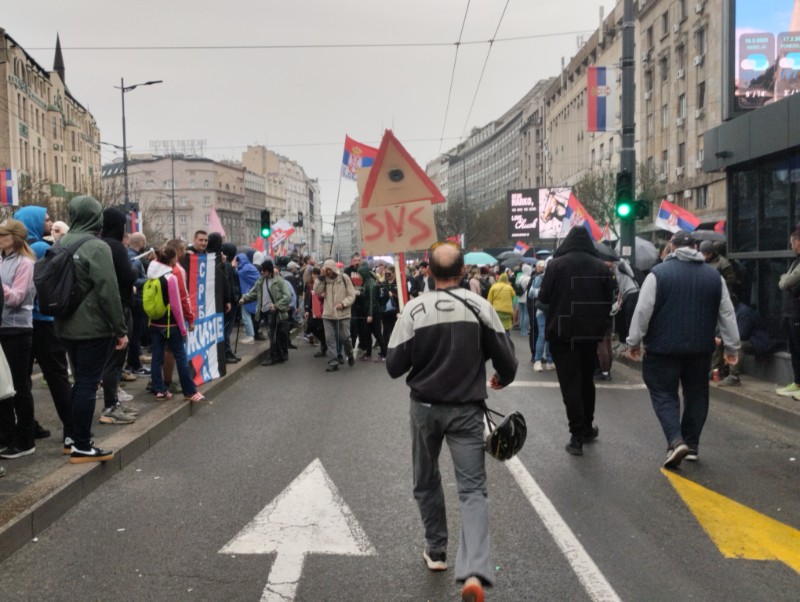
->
[714,220,726,234]
[514,241,531,254]
[0,169,19,206]
[130,210,140,233]
[251,237,265,252]
[654,199,701,233]
[564,192,604,241]
[587,67,618,132]
[209,207,226,238]
[342,136,378,181]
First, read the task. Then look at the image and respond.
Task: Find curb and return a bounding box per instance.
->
[0,353,262,563]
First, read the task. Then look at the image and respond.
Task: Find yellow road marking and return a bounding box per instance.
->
[663,469,800,574]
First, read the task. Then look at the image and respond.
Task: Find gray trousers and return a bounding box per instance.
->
[322,318,353,366]
[409,401,492,585]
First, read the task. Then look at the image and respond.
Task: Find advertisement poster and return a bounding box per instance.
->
[735,0,800,110]
[538,188,571,240]
[507,189,539,240]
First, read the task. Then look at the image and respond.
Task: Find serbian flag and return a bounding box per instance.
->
[714,219,726,234]
[587,67,617,132]
[342,136,378,181]
[564,192,604,241]
[655,199,701,233]
[129,210,140,233]
[514,241,531,254]
[0,169,19,206]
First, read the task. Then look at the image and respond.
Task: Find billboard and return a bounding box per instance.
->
[507,189,539,240]
[508,187,580,241]
[733,0,800,111]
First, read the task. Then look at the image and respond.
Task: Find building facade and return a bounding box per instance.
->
[0,31,101,205]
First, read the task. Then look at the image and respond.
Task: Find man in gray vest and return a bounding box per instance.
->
[626,231,740,468]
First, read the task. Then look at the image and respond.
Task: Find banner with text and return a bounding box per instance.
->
[507,189,540,240]
[183,252,226,385]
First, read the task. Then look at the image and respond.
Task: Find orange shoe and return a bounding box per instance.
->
[461,576,484,602]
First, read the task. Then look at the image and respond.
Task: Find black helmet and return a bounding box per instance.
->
[484,409,527,461]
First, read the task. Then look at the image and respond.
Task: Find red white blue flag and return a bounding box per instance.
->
[565,192,604,241]
[587,67,617,133]
[0,169,19,206]
[342,136,378,181]
[514,241,531,254]
[655,199,701,233]
[129,210,140,233]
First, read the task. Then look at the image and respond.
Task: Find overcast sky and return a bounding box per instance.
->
[6,0,615,225]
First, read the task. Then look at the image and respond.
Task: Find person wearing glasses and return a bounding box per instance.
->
[386,241,518,602]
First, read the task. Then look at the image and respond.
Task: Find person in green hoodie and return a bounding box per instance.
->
[55,195,128,464]
[358,264,386,360]
[239,260,292,366]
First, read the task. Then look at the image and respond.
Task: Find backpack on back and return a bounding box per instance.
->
[33,236,93,318]
[479,276,492,299]
[142,275,170,323]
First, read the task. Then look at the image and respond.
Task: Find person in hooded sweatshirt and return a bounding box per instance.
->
[55,196,128,463]
[235,252,260,344]
[15,205,69,440]
[207,233,237,364]
[626,231,740,468]
[537,226,614,457]
[146,246,206,403]
[221,242,241,361]
[98,208,140,425]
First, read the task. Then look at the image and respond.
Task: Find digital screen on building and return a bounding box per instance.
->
[735,0,800,110]
[507,187,575,241]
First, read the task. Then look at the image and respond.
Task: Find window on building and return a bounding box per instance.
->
[645,69,653,93]
[678,143,686,167]
[659,56,669,82]
[679,0,687,20]
[203,196,211,206]
[591,148,596,165]
[676,44,686,69]
[679,94,687,118]
[662,150,669,174]
[647,25,654,49]
[662,104,669,129]
[696,27,706,55]
[180,215,187,224]
[697,81,706,109]
[180,197,188,207]
[204,180,210,188]
[661,12,669,36]
[695,185,708,209]
[205,213,210,224]
[71,130,76,152]
[51,117,57,139]
[647,113,655,135]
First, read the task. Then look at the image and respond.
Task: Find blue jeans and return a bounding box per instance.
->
[150,326,197,396]
[518,302,529,337]
[534,310,553,363]
[64,337,114,449]
[642,353,711,449]
[241,310,255,337]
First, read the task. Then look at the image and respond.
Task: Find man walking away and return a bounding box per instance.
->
[627,231,740,467]
[537,227,613,456]
[386,242,517,602]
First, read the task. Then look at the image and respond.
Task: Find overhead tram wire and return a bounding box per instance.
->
[27,30,597,52]
[437,0,472,155]
[460,0,512,141]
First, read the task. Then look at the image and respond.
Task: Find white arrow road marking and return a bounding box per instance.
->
[505,457,622,602]
[509,380,647,390]
[220,458,376,601]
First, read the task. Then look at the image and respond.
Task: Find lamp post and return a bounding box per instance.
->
[115,78,163,231]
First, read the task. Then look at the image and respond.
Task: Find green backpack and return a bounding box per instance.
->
[142,275,171,326]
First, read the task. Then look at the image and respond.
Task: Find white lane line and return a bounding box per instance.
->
[509,381,647,390]
[505,457,622,602]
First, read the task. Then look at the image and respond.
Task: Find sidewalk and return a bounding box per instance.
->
[1,337,799,563]
[0,338,265,562]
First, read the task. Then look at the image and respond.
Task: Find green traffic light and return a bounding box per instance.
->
[616,202,633,218]
[261,227,271,238]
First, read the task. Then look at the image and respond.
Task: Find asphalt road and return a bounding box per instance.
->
[0,341,798,601]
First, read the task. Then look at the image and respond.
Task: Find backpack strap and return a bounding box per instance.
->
[57,235,94,255]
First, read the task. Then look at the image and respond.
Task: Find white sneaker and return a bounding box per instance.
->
[545,362,556,371]
[240,336,255,345]
[117,387,134,402]
[533,361,543,372]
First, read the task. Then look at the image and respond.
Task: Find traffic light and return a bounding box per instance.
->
[634,199,650,220]
[260,209,271,238]
[615,172,634,221]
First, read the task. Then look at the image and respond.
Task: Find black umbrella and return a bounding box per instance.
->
[594,241,619,261]
[496,250,522,260]
[691,229,726,242]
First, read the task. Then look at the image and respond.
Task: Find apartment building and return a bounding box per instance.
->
[0,31,101,203]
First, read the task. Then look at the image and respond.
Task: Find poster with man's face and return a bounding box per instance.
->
[538,188,570,240]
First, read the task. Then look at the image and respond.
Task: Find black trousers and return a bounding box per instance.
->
[0,332,35,449]
[264,311,290,361]
[550,339,598,437]
[29,320,72,437]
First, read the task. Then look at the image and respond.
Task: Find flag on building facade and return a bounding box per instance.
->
[341,135,378,181]
[587,67,617,133]
[0,169,19,206]
[564,192,604,241]
[129,210,140,233]
[514,241,531,254]
[654,199,701,233]
[209,207,226,238]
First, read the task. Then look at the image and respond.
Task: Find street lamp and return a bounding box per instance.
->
[115,78,163,231]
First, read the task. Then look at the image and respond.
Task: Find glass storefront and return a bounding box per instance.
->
[729,153,800,343]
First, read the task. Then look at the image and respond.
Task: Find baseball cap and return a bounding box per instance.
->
[0,219,28,239]
[670,230,696,247]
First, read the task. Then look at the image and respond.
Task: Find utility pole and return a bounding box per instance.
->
[619,0,637,268]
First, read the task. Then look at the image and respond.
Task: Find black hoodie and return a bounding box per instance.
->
[537,227,614,343]
[207,233,233,306]
[101,207,138,310]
